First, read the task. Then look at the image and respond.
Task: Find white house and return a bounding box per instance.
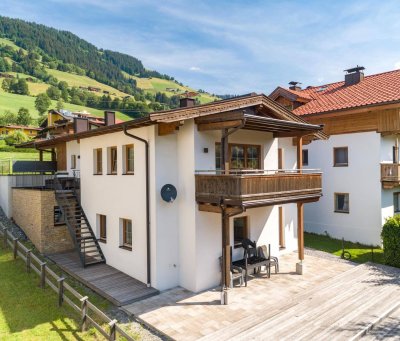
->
[9,94,325,303]
[270,67,400,246]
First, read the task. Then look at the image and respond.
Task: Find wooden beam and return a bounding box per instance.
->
[198,204,243,215]
[297,202,304,261]
[297,136,303,171]
[274,130,312,138]
[198,120,243,131]
[158,122,181,136]
[194,110,244,124]
[39,150,43,162]
[279,206,285,248]
[221,211,230,304]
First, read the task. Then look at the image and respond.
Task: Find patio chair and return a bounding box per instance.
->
[258,244,279,274]
[232,239,271,286]
[219,255,245,288]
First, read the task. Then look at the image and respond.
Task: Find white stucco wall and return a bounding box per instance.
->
[80,127,151,284]
[66,140,80,175]
[0,176,12,217]
[304,131,382,245]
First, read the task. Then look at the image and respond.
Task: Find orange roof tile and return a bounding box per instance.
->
[285,69,400,116]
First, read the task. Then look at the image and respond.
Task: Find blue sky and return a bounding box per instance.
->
[2,0,400,94]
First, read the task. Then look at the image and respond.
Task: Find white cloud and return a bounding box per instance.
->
[395,61,400,69]
[190,66,201,71]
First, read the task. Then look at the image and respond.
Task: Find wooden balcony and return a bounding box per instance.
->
[381,163,400,188]
[195,170,322,209]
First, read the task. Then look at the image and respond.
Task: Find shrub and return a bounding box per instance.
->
[4,130,30,146]
[381,215,400,267]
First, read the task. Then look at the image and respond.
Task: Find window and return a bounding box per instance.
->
[394,193,400,213]
[233,216,249,248]
[97,214,107,242]
[71,154,76,169]
[121,218,132,249]
[302,149,309,166]
[215,143,261,170]
[334,147,348,167]
[123,144,134,174]
[93,148,102,175]
[54,206,65,225]
[334,193,349,213]
[108,146,117,174]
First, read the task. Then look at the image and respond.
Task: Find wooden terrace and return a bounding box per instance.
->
[49,251,159,306]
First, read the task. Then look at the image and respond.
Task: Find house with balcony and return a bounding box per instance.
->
[6,94,325,304]
[270,66,400,246]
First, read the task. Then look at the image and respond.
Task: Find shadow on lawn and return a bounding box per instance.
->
[0,249,81,335]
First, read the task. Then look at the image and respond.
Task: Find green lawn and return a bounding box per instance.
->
[0,247,100,340]
[304,232,384,264]
[0,89,131,121]
[46,68,130,98]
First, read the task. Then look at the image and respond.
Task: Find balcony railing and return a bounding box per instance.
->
[195,169,322,205]
[381,163,400,188]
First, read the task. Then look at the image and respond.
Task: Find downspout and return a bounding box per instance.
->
[123,125,151,287]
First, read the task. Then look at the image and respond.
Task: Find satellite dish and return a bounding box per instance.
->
[161,184,177,203]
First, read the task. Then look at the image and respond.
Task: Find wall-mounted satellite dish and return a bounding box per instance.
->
[161,184,177,203]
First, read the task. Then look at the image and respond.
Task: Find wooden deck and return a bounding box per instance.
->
[123,252,400,341]
[49,251,158,306]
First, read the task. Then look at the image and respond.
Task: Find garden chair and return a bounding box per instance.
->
[258,244,279,274]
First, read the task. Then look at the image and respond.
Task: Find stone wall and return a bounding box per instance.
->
[12,188,74,254]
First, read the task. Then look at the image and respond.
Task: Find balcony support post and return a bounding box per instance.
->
[297,136,303,173]
[297,202,305,274]
[221,129,229,174]
[220,206,230,305]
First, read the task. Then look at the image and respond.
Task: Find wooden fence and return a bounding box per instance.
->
[0,226,133,341]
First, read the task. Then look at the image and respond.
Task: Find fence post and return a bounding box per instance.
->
[13,238,18,260]
[26,250,31,273]
[80,296,88,332]
[58,277,65,307]
[109,319,117,341]
[40,262,46,289]
[3,228,8,248]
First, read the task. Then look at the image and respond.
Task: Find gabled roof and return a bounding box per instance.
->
[270,69,400,116]
[26,93,327,148]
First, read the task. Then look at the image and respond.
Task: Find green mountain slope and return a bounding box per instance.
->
[0,16,219,119]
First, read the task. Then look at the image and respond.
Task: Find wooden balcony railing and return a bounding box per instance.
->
[195,169,322,205]
[381,163,400,188]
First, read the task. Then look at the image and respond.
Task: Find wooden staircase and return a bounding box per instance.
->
[54,175,105,267]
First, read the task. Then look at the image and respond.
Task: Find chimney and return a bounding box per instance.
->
[288,81,302,91]
[179,97,196,108]
[74,117,89,133]
[104,111,116,126]
[344,65,365,86]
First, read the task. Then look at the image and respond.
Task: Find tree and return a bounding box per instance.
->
[0,110,17,125]
[11,78,29,95]
[4,130,30,145]
[35,93,51,116]
[1,78,11,92]
[46,85,61,100]
[56,99,64,111]
[16,107,32,126]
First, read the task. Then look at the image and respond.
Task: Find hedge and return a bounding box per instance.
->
[381,215,400,267]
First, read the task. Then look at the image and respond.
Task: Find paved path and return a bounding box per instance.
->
[49,251,158,306]
[123,252,400,340]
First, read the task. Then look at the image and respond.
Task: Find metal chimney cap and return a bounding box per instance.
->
[344,65,365,74]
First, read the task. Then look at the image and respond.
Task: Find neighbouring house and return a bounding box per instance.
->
[4,94,326,303]
[270,66,400,246]
[0,125,42,137]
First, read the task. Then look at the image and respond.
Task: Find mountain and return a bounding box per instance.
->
[0,16,219,120]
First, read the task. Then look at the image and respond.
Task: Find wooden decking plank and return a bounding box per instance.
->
[48,251,158,306]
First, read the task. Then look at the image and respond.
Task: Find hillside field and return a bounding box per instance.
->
[0,89,132,121]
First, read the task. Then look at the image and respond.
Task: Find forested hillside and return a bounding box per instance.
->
[0,16,219,125]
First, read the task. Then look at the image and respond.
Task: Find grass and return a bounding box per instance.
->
[0,247,102,340]
[46,68,130,98]
[304,232,385,264]
[125,73,219,104]
[0,38,22,51]
[0,89,132,121]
